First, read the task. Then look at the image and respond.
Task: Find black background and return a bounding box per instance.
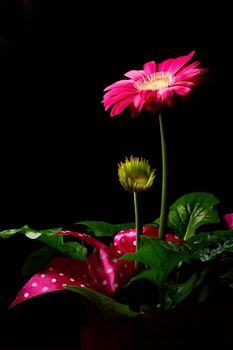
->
[0,1,232,349]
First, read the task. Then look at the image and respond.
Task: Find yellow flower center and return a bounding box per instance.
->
[135,72,173,91]
[128,171,149,186]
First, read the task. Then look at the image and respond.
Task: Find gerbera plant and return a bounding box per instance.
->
[1,51,233,320]
[103,50,206,241]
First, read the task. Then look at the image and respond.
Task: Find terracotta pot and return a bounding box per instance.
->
[81,302,233,350]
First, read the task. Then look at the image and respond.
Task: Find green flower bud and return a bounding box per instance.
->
[118,156,156,193]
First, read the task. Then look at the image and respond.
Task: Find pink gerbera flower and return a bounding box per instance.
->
[102,51,205,118]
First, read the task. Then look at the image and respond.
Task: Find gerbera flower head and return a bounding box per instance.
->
[118,156,156,192]
[102,51,206,118]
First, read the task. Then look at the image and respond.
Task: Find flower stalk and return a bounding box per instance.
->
[118,156,156,271]
[133,191,143,271]
[158,113,168,240]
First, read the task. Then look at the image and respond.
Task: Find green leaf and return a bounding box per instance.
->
[19,226,65,253]
[20,226,62,237]
[76,221,135,237]
[164,268,208,310]
[65,286,140,319]
[121,237,192,286]
[187,230,233,261]
[166,192,220,240]
[25,232,42,239]
[64,242,87,260]
[38,234,65,253]
[21,246,58,277]
[0,226,27,238]
[0,225,62,240]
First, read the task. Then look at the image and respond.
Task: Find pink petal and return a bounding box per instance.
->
[103,87,137,102]
[129,104,140,118]
[103,80,134,91]
[143,61,156,74]
[172,81,195,87]
[174,66,205,82]
[159,58,176,72]
[133,94,144,110]
[110,95,137,116]
[158,91,171,104]
[168,85,191,95]
[124,69,146,80]
[165,51,195,75]
[144,90,161,104]
[104,91,138,110]
[174,61,201,76]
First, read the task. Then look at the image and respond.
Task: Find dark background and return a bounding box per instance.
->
[0,1,232,349]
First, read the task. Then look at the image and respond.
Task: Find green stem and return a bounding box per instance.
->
[158,113,168,240]
[133,191,143,272]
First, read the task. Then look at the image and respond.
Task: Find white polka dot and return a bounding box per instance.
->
[121,237,125,243]
[42,286,49,291]
[40,274,45,278]
[59,273,64,276]
[62,283,67,287]
[113,283,118,288]
[129,231,135,236]
[51,278,57,283]
[32,282,37,287]
[112,259,118,263]
[119,272,124,278]
[124,263,128,268]
[133,240,136,246]
[49,267,54,271]
[24,292,29,298]
[70,278,75,282]
[107,267,113,273]
[80,284,85,287]
[117,249,122,254]
[102,280,107,285]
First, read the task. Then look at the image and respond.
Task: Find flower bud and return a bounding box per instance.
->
[118,156,156,192]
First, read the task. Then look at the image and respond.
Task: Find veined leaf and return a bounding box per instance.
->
[187,230,233,261]
[121,236,192,286]
[166,192,220,240]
